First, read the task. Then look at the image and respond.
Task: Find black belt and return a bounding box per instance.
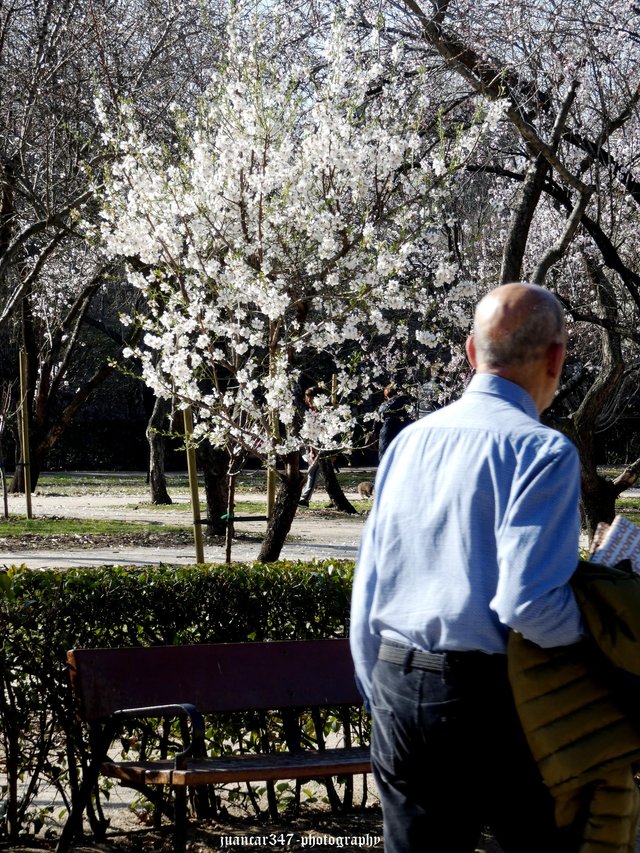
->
[378,640,503,673]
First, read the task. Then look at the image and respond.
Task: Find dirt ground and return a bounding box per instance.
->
[2,807,387,853]
[3,803,504,853]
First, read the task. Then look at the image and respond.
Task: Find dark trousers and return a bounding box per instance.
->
[370,648,580,853]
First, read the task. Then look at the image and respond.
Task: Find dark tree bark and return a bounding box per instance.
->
[257,451,304,562]
[10,360,115,493]
[564,260,625,541]
[500,154,550,283]
[196,442,228,537]
[318,457,357,514]
[10,265,118,493]
[146,395,172,505]
[572,455,640,544]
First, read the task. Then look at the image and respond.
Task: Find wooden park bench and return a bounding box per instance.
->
[56,638,370,853]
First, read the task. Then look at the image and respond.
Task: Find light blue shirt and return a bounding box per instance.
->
[350,372,584,705]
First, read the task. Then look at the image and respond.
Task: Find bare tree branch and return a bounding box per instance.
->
[400,0,594,195]
[0,187,93,300]
[532,189,593,284]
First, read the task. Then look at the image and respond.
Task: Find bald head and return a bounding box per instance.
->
[466,283,567,412]
[472,283,565,369]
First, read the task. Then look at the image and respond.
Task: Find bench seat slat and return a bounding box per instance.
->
[102,746,371,787]
[101,759,173,785]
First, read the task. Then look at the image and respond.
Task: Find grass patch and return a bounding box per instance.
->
[128,500,193,511]
[130,500,268,516]
[236,468,377,494]
[617,496,640,511]
[35,471,192,496]
[0,516,188,538]
[336,470,376,490]
[235,471,268,493]
[35,470,267,495]
[598,467,623,479]
[230,501,268,515]
[33,467,378,497]
[298,498,372,514]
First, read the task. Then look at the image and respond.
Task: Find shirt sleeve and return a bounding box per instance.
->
[349,508,380,710]
[492,438,585,647]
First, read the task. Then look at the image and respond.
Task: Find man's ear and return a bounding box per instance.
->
[546,341,566,378]
[465,334,478,369]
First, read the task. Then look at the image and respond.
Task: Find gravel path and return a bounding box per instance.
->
[3,490,367,569]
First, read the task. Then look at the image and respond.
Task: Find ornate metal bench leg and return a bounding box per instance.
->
[173,787,188,853]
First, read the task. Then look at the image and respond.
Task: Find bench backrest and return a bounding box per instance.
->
[68,639,362,721]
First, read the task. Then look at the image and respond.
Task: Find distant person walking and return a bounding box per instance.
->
[377,384,413,460]
[299,386,321,507]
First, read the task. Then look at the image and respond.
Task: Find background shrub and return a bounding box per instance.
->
[0,560,361,842]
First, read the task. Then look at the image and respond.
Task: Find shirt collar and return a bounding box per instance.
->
[465,372,539,421]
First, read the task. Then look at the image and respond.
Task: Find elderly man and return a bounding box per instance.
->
[350,283,584,853]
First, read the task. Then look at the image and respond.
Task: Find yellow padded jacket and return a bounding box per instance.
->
[508,560,640,853]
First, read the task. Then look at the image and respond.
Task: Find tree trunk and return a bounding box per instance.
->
[10,417,27,494]
[580,469,618,542]
[146,396,172,505]
[318,457,357,514]
[567,259,625,541]
[9,361,115,494]
[10,266,126,494]
[579,457,640,543]
[500,153,550,283]
[196,442,228,537]
[1,465,7,519]
[10,296,37,494]
[257,451,304,562]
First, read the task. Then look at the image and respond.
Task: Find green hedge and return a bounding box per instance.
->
[0,560,361,842]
